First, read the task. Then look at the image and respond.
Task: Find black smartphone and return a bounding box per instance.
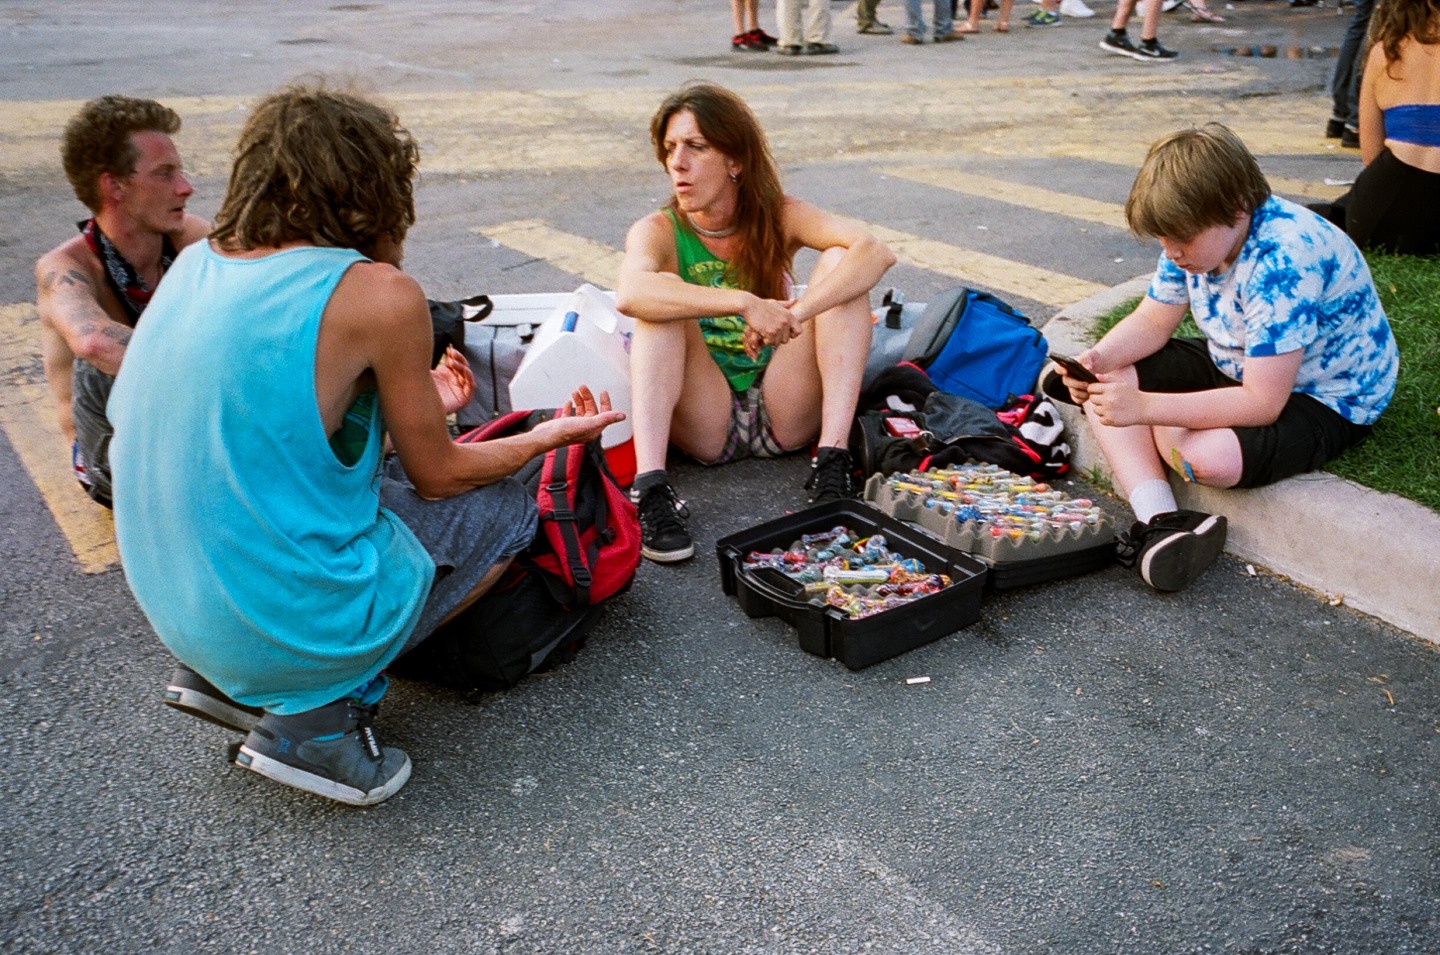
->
[1049,353,1098,384]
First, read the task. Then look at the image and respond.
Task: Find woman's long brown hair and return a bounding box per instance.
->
[649,83,789,301]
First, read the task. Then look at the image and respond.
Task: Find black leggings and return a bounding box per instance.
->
[1343,147,1440,255]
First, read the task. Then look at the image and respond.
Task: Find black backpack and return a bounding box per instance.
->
[390,567,603,694]
[428,294,492,367]
[849,365,1070,480]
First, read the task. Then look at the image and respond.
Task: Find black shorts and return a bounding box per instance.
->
[1043,338,1372,489]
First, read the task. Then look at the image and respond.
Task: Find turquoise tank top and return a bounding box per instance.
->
[109,243,433,715]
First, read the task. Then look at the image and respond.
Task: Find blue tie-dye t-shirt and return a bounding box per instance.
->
[1147,195,1398,426]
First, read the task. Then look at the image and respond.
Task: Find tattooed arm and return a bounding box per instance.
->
[35,248,132,377]
[36,245,134,442]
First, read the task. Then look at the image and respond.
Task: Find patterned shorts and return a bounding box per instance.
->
[703,383,790,466]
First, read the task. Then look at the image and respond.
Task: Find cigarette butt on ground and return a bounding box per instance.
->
[906,676,931,685]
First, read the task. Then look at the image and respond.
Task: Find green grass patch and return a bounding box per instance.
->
[1087,254,1440,513]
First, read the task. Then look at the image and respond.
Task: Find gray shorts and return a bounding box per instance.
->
[379,456,538,650]
[72,360,115,507]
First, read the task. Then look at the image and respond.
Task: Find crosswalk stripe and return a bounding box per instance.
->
[884,166,1347,230]
[864,224,1108,308]
[480,218,1108,311]
[884,167,1130,231]
[474,220,624,290]
[0,304,117,573]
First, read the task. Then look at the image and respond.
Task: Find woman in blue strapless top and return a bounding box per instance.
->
[1343,0,1440,254]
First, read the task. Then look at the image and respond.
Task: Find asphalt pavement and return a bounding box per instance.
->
[2,2,1438,953]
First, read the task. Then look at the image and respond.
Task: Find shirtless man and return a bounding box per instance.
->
[34,95,209,507]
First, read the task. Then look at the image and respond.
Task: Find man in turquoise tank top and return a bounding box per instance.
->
[108,84,623,806]
[615,83,896,563]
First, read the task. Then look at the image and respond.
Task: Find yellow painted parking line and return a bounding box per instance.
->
[885,167,1130,232]
[886,166,1346,227]
[864,224,1108,309]
[474,220,624,289]
[0,304,117,573]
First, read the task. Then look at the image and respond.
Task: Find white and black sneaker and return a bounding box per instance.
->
[1116,510,1227,592]
[1135,36,1178,60]
[1101,29,1178,61]
[633,479,695,563]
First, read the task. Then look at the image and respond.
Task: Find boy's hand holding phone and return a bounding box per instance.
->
[1050,352,1099,406]
[1050,352,1098,384]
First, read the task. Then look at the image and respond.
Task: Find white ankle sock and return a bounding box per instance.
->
[1129,479,1177,525]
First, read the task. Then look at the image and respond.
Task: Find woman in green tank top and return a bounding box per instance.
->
[614,82,897,565]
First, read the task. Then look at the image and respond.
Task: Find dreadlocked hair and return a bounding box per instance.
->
[211,81,419,254]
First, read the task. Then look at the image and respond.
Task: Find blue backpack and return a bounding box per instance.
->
[900,287,1048,409]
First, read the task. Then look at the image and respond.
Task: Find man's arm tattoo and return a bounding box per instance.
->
[71,319,132,350]
[99,325,132,348]
[39,268,93,293]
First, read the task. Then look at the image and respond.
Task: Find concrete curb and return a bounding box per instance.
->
[1040,277,1440,645]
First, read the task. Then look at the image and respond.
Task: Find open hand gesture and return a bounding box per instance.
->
[431,345,475,416]
[535,385,626,447]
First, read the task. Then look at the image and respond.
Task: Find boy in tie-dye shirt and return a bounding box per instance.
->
[1046,124,1398,593]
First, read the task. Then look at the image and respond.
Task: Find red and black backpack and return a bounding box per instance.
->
[456,409,641,609]
[392,410,640,694]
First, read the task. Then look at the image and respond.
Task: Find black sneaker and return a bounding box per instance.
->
[1101,30,1175,61]
[1115,510,1227,592]
[1137,37,1179,60]
[633,480,694,563]
[1340,127,1360,148]
[1099,30,1142,57]
[164,664,264,733]
[235,678,410,806]
[804,447,858,503]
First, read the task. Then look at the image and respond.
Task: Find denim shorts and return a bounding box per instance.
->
[379,457,538,650]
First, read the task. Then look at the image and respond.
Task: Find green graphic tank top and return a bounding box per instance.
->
[665,208,773,392]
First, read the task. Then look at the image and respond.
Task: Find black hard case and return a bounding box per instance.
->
[716,500,987,670]
[982,544,1117,589]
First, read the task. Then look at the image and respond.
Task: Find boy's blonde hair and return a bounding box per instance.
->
[1125,123,1270,241]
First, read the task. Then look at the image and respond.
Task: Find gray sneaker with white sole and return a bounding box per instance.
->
[234,678,410,806]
